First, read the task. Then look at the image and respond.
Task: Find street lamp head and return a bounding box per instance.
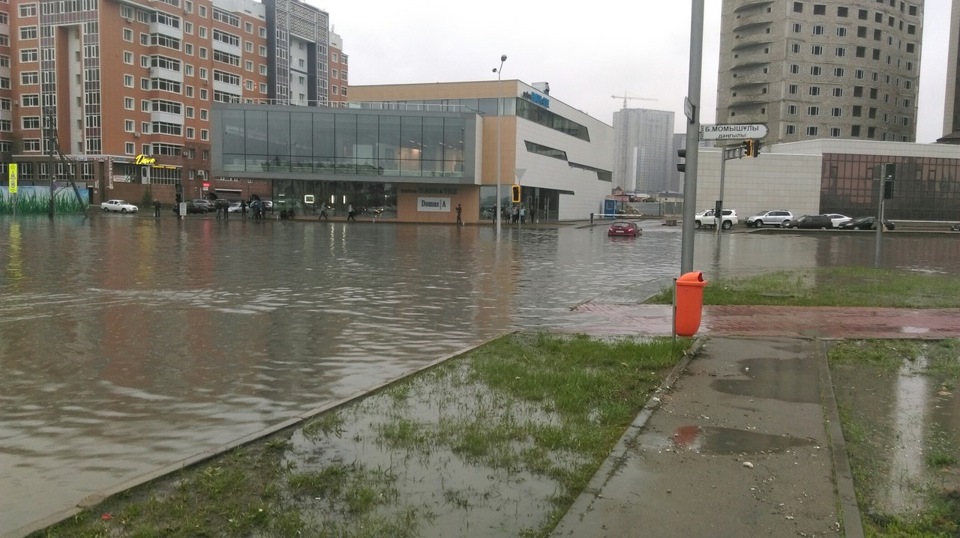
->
[500,54,507,62]
[492,68,498,73]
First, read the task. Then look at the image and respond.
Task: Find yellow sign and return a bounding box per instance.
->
[134,154,157,165]
[7,163,17,194]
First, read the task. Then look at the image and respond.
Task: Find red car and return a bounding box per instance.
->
[608,220,641,237]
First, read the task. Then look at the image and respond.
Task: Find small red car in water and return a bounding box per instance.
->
[608,220,641,237]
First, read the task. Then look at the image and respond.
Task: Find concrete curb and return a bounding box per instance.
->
[817,339,865,538]
[551,335,708,532]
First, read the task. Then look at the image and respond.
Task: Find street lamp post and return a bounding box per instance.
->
[493,54,507,234]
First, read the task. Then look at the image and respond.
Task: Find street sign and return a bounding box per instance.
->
[700,124,768,141]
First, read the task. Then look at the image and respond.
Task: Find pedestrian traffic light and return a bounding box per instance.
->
[511,184,521,203]
[882,163,895,199]
[676,149,686,173]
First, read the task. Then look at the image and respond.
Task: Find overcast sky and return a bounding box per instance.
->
[312,1,952,143]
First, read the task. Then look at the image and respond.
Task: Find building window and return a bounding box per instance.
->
[124,119,134,131]
[20,49,38,62]
[810,66,822,76]
[834,67,845,77]
[812,45,823,55]
[813,4,825,15]
[807,106,820,116]
[793,2,802,13]
[830,128,841,137]
[831,107,842,117]
[788,84,798,95]
[867,127,876,138]
[837,27,847,37]
[813,25,824,35]
[201,129,209,141]
[858,9,868,19]
[837,6,848,16]
[22,116,41,129]
[791,43,800,54]
[809,86,821,96]
[787,105,798,115]
[853,86,863,97]
[186,127,195,138]
[123,28,133,42]
[833,88,843,97]
[200,109,208,120]
[835,47,846,57]
[24,139,42,152]
[786,125,796,135]
[856,46,866,58]
[806,126,819,136]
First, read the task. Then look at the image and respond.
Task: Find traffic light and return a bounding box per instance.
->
[742,139,756,158]
[752,139,762,157]
[511,184,521,203]
[882,163,895,199]
[676,149,686,173]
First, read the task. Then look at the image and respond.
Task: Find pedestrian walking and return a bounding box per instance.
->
[519,205,526,224]
[456,204,463,225]
[319,203,329,221]
[241,199,247,218]
[512,205,520,224]
[153,199,161,218]
[347,203,356,221]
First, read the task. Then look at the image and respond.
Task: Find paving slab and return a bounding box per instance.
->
[553,337,848,537]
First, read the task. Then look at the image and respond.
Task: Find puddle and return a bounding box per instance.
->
[281,362,585,536]
[712,357,820,404]
[669,425,815,455]
[830,341,960,517]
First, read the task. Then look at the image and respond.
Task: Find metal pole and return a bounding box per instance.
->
[717,145,727,239]
[680,0,705,275]
[874,194,883,268]
[494,55,507,236]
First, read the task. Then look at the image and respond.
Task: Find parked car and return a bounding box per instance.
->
[822,213,852,228]
[227,201,243,213]
[192,199,216,212]
[784,214,833,229]
[608,220,641,237]
[695,209,738,230]
[838,216,896,230]
[746,209,793,228]
[100,199,139,213]
[172,201,206,215]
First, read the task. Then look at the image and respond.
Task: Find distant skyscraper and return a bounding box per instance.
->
[717,0,923,144]
[942,0,960,142]
[612,109,675,195]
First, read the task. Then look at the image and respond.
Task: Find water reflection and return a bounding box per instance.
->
[2,218,960,535]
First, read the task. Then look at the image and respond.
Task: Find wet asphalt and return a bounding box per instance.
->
[552,305,960,537]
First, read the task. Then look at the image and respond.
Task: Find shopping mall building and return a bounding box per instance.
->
[211,80,616,223]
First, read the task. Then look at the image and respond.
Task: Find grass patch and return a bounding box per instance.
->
[828,339,960,537]
[647,267,960,308]
[33,332,690,538]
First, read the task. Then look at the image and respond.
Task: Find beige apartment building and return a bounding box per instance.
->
[717,0,923,144]
[0,0,345,203]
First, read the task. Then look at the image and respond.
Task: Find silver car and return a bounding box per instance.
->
[746,209,793,228]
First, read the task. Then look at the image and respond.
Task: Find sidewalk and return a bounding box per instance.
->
[553,305,960,537]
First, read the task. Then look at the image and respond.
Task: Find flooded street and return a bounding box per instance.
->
[2,215,960,535]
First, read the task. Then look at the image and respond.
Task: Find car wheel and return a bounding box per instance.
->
[722,220,732,230]
[694,221,702,229]
[121,208,128,213]
[755,221,763,228]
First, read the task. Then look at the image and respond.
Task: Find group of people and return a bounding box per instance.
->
[510,204,527,224]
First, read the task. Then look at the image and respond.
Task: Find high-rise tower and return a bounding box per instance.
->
[717,0,923,143]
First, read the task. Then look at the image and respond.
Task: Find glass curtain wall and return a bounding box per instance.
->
[222,108,467,178]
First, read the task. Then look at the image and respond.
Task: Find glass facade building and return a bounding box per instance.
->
[213,103,482,220]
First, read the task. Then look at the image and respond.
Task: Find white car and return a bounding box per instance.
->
[746,209,793,228]
[823,213,852,228]
[100,199,139,213]
[695,208,738,230]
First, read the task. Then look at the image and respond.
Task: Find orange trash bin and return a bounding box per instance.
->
[675,271,707,336]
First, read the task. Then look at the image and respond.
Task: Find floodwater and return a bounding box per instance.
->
[2,216,960,535]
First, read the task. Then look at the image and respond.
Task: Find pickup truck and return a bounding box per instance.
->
[695,209,738,230]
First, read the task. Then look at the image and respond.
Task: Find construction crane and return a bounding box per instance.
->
[611,94,658,109]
